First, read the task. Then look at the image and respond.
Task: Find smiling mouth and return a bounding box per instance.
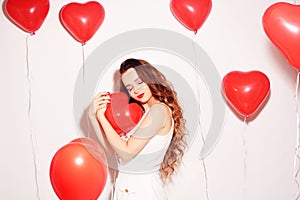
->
[137,93,144,98]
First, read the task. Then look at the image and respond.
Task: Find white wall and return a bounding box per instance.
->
[0,0,298,199]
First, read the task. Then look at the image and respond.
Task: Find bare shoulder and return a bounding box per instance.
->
[150,103,172,118]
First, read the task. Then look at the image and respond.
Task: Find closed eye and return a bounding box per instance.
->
[126,85,134,92]
[136,78,144,85]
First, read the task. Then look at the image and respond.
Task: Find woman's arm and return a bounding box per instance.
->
[88,102,115,155]
[96,100,170,162]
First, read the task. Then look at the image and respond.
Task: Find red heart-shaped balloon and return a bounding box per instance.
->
[170,0,212,34]
[105,92,144,137]
[3,0,50,34]
[222,71,270,118]
[262,2,300,69]
[59,1,105,45]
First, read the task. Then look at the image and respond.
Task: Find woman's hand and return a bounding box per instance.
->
[93,92,111,120]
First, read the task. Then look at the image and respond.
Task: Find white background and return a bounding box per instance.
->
[0,0,298,199]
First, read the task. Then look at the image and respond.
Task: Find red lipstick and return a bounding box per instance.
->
[137,93,144,98]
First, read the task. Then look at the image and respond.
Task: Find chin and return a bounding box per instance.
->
[137,97,149,104]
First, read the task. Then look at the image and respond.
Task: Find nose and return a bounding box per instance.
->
[133,87,140,94]
[132,83,146,95]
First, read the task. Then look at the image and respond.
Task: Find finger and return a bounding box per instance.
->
[94,95,111,103]
[99,95,111,101]
[98,105,108,110]
[93,105,101,113]
[95,92,110,98]
[95,92,108,97]
[94,103,109,113]
[94,102,110,114]
[94,98,111,106]
[96,103,109,114]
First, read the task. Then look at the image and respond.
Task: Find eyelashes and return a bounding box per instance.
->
[127,86,134,93]
[126,79,145,93]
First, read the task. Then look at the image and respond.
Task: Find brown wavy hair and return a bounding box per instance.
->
[119,58,187,181]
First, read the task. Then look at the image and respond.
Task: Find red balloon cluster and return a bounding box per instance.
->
[50,138,107,200]
[222,71,270,119]
[3,0,50,34]
[105,92,144,137]
[59,1,105,45]
[263,2,300,70]
[3,0,105,45]
[170,0,212,34]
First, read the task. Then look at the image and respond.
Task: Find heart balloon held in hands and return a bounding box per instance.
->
[105,92,144,137]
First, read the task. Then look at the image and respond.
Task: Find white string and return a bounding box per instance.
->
[26,35,41,200]
[81,44,91,138]
[192,36,210,200]
[30,133,40,200]
[243,117,248,200]
[26,36,32,116]
[294,71,300,200]
[82,44,86,85]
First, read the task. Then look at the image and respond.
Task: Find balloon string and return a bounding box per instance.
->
[82,44,86,85]
[294,70,300,200]
[30,133,41,200]
[81,45,91,138]
[26,35,41,200]
[192,36,210,200]
[243,117,248,200]
[26,36,32,116]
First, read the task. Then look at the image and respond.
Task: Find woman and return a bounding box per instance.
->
[92,58,187,200]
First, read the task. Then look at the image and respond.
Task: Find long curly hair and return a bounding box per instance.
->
[119,58,187,181]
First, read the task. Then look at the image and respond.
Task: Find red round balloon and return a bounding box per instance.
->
[70,138,107,164]
[50,139,107,200]
[170,0,212,34]
[263,2,300,69]
[59,1,105,45]
[3,0,50,34]
[105,92,144,137]
[222,71,270,118]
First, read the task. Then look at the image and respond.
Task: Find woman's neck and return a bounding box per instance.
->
[142,97,160,111]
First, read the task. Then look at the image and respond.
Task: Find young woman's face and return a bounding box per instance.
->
[121,68,152,104]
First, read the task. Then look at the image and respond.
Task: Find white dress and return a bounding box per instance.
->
[113,110,174,200]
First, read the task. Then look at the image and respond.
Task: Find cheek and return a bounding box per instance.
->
[146,86,152,94]
[130,94,137,99]
[130,92,140,101]
[144,88,153,99]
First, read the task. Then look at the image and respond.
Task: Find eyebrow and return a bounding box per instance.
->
[134,77,141,82]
